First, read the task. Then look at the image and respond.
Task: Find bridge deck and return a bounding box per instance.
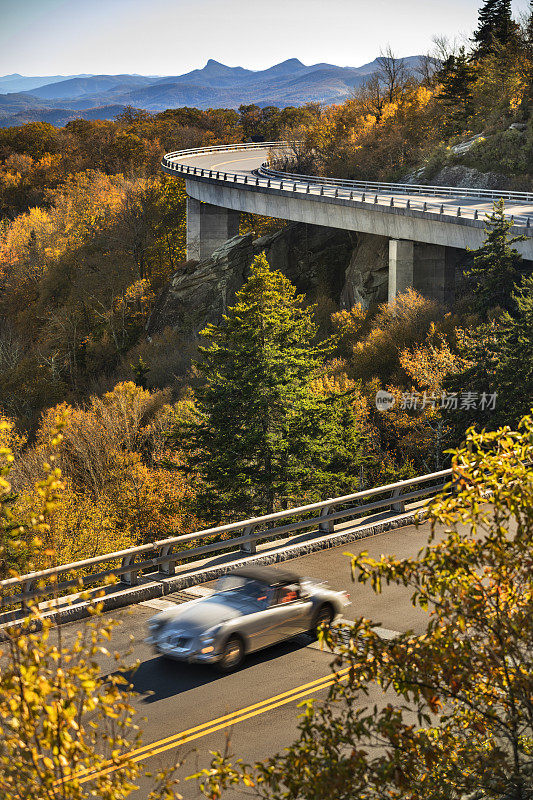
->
[163,144,533,262]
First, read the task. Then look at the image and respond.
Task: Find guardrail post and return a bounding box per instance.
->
[391,487,405,513]
[390,197,394,207]
[334,188,338,198]
[158,545,175,577]
[440,204,444,214]
[457,207,461,217]
[319,503,334,533]
[527,217,530,228]
[21,578,36,611]
[406,199,410,209]
[240,524,257,554]
[306,184,310,193]
[267,179,271,187]
[374,194,378,204]
[423,201,427,211]
[361,192,365,202]
[320,186,324,196]
[121,554,139,586]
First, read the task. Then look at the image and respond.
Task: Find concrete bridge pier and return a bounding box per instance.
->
[388,240,414,303]
[187,197,240,261]
[388,239,457,306]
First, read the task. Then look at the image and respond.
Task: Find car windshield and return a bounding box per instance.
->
[215,576,273,607]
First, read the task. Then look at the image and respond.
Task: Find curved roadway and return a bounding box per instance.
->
[162,143,533,260]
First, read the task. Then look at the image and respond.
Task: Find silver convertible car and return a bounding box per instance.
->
[147,565,351,671]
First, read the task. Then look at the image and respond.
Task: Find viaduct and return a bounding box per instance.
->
[161,142,533,305]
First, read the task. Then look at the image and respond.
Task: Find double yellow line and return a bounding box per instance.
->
[75,666,350,786]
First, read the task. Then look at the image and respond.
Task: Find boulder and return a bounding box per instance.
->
[430,164,509,190]
[147,233,254,339]
[340,233,389,309]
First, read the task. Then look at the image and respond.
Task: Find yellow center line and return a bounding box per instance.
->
[75,667,349,785]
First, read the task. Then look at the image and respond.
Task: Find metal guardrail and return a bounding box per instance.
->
[161,143,533,231]
[163,141,291,160]
[258,164,533,203]
[0,469,452,614]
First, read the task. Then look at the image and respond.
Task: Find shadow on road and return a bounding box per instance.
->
[122,635,316,704]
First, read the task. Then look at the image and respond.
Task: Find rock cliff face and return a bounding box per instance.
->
[147,223,389,340]
[147,234,253,339]
[430,164,509,190]
[340,233,389,309]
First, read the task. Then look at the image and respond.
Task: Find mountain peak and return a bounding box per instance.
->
[204,59,232,72]
[277,58,305,68]
[262,58,308,77]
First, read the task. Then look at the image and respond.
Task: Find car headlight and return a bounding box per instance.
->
[198,626,221,644]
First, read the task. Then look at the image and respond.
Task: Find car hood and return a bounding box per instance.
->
[155,597,244,636]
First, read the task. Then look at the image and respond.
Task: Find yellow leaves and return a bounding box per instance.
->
[399,327,461,392]
[0,597,144,798]
[381,101,400,122]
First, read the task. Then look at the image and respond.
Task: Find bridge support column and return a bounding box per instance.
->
[413,243,457,306]
[186,197,240,261]
[388,239,414,304]
[389,240,457,306]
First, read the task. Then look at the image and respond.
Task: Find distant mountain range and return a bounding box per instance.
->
[0,57,423,128]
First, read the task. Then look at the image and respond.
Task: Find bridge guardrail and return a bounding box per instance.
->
[161,143,533,230]
[0,469,453,615]
[258,164,533,203]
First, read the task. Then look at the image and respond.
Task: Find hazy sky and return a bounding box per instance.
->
[0,0,530,77]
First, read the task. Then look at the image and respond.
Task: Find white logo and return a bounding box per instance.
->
[375,390,395,411]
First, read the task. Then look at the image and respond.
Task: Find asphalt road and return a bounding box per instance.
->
[47,517,453,799]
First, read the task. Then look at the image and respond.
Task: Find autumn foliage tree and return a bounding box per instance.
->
[0,416,183,799]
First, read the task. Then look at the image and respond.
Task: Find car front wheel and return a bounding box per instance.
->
[310,605,334,640]
[218,635,245,672]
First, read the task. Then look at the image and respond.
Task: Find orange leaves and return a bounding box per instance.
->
[399,326,461,392]
[349,289,443,385]
[7,382,197,567]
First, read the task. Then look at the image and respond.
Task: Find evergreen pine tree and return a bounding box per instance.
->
[437,47,477,129]
[444,275,533,433]
[522,0,533,106]
[472,0,518,59]
[494,274,533,423]
[464,199,526,316]
[178,254,367,522]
